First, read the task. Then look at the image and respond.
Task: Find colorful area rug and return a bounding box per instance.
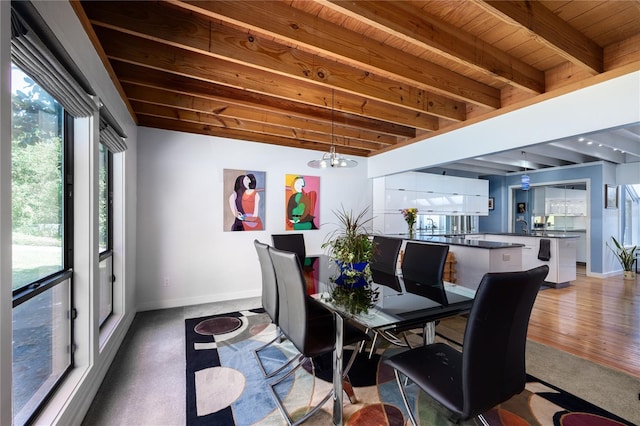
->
[185,310,634,425]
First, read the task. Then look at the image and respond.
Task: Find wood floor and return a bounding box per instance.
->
[527,265,640,379]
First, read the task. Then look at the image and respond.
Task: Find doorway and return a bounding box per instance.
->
[510,180,590,275]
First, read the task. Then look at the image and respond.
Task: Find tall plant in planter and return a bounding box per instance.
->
[608,236,637,280]
[323,206,375,271]
[322,206,378,314]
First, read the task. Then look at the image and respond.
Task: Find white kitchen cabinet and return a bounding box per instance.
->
[464,194,488,215]
[372,176,386,212]
[441,193,465,213]
[462,178,488,197]
[542,187,587,216]
[385,173,416,190]
[372,212,406,235]
[533,187,546,215]
[384,189,418,212]
[373,173,490,234]
[415,192,464,213]
[477,234,577,286]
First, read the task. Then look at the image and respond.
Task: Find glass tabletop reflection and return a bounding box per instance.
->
[306,255,476,331]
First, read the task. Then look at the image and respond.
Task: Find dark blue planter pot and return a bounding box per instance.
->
[335,261,369,288]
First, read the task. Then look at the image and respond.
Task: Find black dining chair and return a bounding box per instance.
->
[272,233,306,266]
[376,242,451,349]
[383,265,549,426]
[401,242,450,285]
[371,235,403,274]
[268,246,370,425]
[253,240,303,378]
[359,236,404,357]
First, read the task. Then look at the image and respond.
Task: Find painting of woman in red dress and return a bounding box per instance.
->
[225,170,265,231]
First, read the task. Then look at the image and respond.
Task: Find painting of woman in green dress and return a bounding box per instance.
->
[285,175,319,230]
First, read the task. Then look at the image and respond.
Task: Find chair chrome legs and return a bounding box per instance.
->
[269,355,333,426]
[478,414,490,426]
[394,369,418,426]
[368,331,379,358]
[269,344,364,425]
[393,368,491,426]
[254,327,299,379]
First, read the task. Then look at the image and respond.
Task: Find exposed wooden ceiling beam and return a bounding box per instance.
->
[325,0,544,94]
[479,0,603,74]
[119,78,401,148]
[74,0,639,175]
[171,0,500,109]
[94,26,443,132]
[137,114,368,156]
[126,92,388,152]
[86,1,467,121]
[111,61,415,140]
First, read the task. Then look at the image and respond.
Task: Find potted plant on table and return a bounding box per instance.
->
[608,236,637,280]
[322,206,379,314]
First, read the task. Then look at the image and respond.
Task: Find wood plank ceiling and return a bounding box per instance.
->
[73,0,640,169]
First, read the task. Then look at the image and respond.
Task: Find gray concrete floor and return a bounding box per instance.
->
[81,297,261,426]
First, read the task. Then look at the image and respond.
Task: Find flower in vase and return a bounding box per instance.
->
[401,208,418,229]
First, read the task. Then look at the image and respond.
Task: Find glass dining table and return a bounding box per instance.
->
[303,256,476,425]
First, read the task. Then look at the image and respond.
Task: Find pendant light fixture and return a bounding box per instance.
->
[308,89,358,169]
[521,151,530,190]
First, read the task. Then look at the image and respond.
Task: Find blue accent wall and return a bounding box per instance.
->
[487,164,606,272]
[479,175,507,233]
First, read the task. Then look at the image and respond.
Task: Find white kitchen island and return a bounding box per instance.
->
[466,233,578,288]
[381,232,577,290]
[382,234,525,291]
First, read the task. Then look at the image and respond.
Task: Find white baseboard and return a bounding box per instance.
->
[136,289,262,312]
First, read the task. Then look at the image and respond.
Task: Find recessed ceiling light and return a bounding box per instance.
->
[578,137,585,142]
[598,144,603,147]
[587,141,593,145]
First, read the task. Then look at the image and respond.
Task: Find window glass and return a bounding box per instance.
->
[99,256,113,325]
[98,143,113,325]
[11,63,72,425]
[12,279,72,425]
[99,143,108,253]
[624,185,639,247]
[11,64,64,290]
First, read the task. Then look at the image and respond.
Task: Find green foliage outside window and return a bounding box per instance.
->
[98,144,109,252]
[11,65,64,289]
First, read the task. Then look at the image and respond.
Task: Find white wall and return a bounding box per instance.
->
[136,127,371,310]
[0,2,13,425]
[617,162,640,184]
[369,70,640,178]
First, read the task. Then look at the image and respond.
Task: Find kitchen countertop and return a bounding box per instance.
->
[481,232,579,239]
[380,234,524,249]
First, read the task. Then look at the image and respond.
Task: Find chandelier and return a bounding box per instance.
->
[308,90,358,169]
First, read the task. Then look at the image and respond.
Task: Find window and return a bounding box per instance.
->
[623,184,639,247]
[98,143,113,326]
[11,64,74,425]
